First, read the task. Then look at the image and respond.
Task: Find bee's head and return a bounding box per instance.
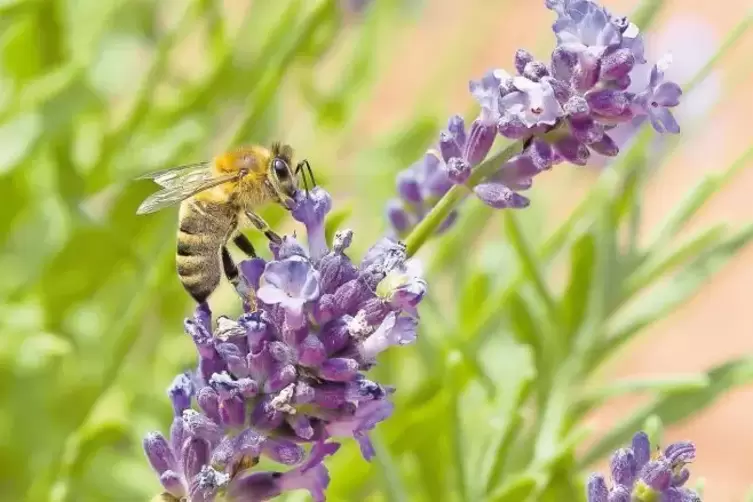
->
[268,143,298,209]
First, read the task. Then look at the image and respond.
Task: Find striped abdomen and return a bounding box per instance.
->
[175,200,237,303]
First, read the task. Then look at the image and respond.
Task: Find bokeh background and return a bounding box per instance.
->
[1,0,752,500]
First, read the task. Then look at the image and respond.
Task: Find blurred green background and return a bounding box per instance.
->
[2,0,753,500]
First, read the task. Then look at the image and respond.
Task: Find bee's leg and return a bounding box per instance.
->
[245,211,283,245]
[221,246,241,289]
[233,233,257,257]
[221,246,256,310]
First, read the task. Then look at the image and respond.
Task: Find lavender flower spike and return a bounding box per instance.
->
[145,187,426,501]
[386,0,684,237]
[586,431,701,502]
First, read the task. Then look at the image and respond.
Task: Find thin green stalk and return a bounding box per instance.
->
[405,139,519,256]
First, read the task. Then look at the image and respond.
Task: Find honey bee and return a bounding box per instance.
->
[136,142,314,304]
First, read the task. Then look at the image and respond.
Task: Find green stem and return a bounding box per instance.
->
[404,138,520,256]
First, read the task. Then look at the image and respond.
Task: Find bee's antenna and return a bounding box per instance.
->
[295,160,316,197]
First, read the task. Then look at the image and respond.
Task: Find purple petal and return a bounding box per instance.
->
[169,417,186,465]
[359,313,418,361]
[167,373,194,417]
[182,410,223,444]
[444,158,471,184]
[607,486,630,502]
[144,432,176,475]
[439,130,462,163]
[319,358,360,381]
[586,89,631,117]
[396,170,422,204]
[159,470,186,498]
[554,136,590,165]
[291,187,332,259]
[609,448,636,486]
[514,49,535,75]
[263,438,305,465]
[640,460,672,491]
[474,182,530,209]
[654,81,682,107]
[181,436,211,480]
[600,48,634,80]
[298,334,328,367]
[197,387,222,424]
[261,257,321,303]
[664,441,696,465]
[589,134,619,157]
[287,414,315,440]
[463,119,496,166]
[319,318,351,355]
[238,258,266,290]
[446,114,467,147]
[586,474,608,502]
[219,394,246,428]
[649,107,680,134]
[631,432,651,470]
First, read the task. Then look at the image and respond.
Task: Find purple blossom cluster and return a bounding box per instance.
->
[387,0,683,236]
[587,432,700,502]
[144,187,426,501]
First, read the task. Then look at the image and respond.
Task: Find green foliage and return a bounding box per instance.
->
[1,0,751,501]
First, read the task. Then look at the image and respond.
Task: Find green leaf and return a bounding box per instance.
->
[490,475,538,502]
[649,146,753,247]
[503,211,559,323]
[371,431,408,502]
[642,415,664,449]
[560,232,595,344]
[458,269,491,331]
[580,357,753,466]
[623,224,727,300]
[483,379,533,495]
[572,374,710,421]
[591,223,753,371]
[631,0,667,30]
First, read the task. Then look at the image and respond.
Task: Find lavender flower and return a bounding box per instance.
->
[145,187,425,501]
[386,0,683,236]
[592,15,720,166]
[586,431,701,502]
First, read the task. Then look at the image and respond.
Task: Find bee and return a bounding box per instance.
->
[136,142,315,304]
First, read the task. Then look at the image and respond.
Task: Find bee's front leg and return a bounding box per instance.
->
[233,233,257,257]
[244,210,283,245]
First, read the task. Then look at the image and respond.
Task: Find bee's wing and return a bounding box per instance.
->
[136,163,238,215]
[136,161,217,188]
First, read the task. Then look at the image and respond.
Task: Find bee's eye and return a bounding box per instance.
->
[273,158,289,179]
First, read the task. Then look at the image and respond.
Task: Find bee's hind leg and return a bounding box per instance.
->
[221,246,257,310]
[244,211,282,245]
